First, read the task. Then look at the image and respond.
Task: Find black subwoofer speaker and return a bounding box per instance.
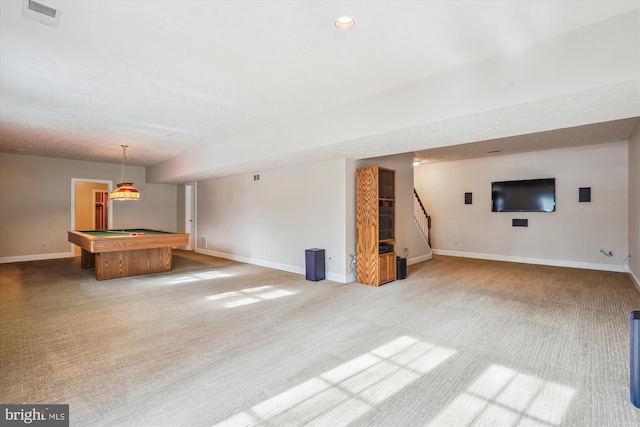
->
[305,248,325,281]
[396,256,407,280]
[631,311,640,408]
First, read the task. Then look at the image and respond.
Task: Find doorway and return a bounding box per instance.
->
[71,178,113,255]
[92,190,109,230]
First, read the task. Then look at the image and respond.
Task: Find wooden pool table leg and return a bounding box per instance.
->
[81,249,95,268]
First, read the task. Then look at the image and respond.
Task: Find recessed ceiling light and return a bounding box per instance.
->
[334,16,356,30]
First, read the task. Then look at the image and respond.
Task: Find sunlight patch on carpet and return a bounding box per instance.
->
[153,270,235,285]
[427,364,576,426]
[214,335,456,426]
[205,285,297,308]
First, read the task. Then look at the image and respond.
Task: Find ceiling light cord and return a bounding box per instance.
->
[109,145,140,200]
[120,145,128,183]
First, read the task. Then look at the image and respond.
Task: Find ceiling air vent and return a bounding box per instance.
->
[22,0,61,28]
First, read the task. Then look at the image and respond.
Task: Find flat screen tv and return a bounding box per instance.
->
[491,178,555,212]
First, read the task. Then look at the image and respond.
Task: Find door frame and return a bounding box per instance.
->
[184,183,196,250]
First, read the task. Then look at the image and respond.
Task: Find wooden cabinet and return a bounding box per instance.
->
[379,253,396,284]
[356,166,396,286]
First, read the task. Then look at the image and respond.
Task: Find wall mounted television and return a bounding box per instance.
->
[491,178,556,212]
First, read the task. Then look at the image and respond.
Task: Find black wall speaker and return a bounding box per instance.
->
[579,187,591,203]
[512,219,528,227]
[464,192,472,205]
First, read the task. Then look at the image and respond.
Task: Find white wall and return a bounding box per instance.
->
[629,121,640,288]
[345,159,359,280]
[0,153,178,262]
[414,142,629,271]
[196,158,349,282]
[196,153,431,283]
[350,153,432,267]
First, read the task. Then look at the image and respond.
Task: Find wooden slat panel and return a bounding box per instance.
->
[95,248,172,280]
[68,231,95,252]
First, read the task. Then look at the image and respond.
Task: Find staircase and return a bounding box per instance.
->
[413,188,432,249]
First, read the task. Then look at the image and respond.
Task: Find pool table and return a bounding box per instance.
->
[68,229,190,280]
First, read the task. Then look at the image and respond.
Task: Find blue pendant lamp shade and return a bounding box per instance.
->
[109,145,140,201]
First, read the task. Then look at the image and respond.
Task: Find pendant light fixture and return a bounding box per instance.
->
[109,145,140,201]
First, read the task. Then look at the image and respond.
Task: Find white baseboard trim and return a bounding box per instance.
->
[408,253,432,265]
[325,273,350,284]
[195,248,350,284]
[629,270,640,294]
[0,251,74,264]
[432,249,627,273]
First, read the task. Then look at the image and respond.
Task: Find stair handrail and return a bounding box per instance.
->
[413,188,432,248]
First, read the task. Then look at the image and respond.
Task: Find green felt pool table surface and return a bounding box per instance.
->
[78,229,175,237]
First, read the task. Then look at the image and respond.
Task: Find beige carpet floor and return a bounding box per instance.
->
[2,251,640,426]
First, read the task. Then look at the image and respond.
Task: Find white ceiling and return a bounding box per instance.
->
[413,117,640,164]
[1,0,639,182]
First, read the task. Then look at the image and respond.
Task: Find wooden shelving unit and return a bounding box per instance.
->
[356,166,396,286]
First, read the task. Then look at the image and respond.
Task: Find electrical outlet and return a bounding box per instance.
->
[41,241,46,247]
[599,249,613,257]
[454,240,458,246]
